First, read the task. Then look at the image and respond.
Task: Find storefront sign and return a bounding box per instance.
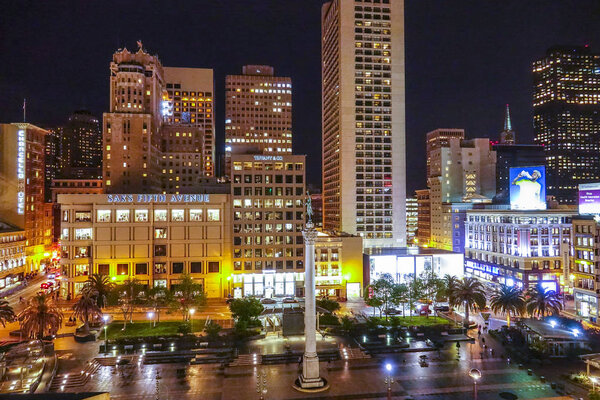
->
[253,155,283,161]
[17,129,26,215]
[107,194,210,203]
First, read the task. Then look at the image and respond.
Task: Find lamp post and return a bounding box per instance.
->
[384,363,394,400]
[102,315,109,355]
[591,376,597,392]
[469,368,481,400]
[189,308,195,333]
[147,311,155,328]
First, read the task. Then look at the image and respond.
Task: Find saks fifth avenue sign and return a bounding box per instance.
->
[107,194,210,203]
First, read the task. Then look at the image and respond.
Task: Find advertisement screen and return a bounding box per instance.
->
[579,183,600,215]
[510,166,546,210]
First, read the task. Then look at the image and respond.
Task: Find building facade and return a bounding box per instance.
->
[230,154,306,297]
[465,209,574,293]
[321,0,406,248]
[0,123,53,271]
[415,189,430,247]
[426,128,465,177]
[57,193,231,298]
[225,65,292,174]
[61,110,102,180]
[571,216,600,323]
[0,223,27,292]
[428,135,496,250]
[406,196,417,246]
[533,46,600,204]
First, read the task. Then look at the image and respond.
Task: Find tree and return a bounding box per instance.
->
[364,273,395,319]
[406,274,425,321]
[419,266,444,312]
[442,275,460,303]
[0,299,15,327]
[316,298,341,313]
[110,278,144,329]
[590,390,600,400]
[526,283,562,318]
[490,284,525,327]
[72,292,102,335]
[391,282,409,316]
[229,298,264,323]
[172,273,206,321]
[204,320,222,341]
[147,286,174,324]
[18,294,63,339]
[340,315,354,335]
[448,277,486,328]
[83,274,114,309]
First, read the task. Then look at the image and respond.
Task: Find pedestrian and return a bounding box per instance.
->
[490,348,494,356]
[481,337,485,345]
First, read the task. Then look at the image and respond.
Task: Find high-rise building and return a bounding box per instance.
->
[44,127,62,202]
[321,0,406,248]
[499,104,515,145]
[225,65,292,174]
[415,189,430,247]
[103,45,215,194]
[427,132,496,250]
[571,216,600,324]
[0,123,53,271]
[426,129,465,177]
[163,67,215,178]
[533,46,600,204]
[406,196,417,246]
[61,110,102,180]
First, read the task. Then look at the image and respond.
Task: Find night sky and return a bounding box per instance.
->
[1,1,599,193]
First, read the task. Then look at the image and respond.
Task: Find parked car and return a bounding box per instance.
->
[260,298,277,304]
[384,308,402,315]
[282,297,298,303]
[434,305,450,312]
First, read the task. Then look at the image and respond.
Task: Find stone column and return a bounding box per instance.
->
[299,221,325,388]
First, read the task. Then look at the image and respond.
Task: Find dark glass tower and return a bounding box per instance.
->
[61,110,102,179]
[533,46,600,204]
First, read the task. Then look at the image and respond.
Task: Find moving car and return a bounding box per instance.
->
[40,281,54,290]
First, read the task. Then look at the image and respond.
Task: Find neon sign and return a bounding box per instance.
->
[107,194,210,203]
[17,129,26,215]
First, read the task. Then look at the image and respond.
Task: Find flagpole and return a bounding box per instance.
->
[23,99,26,123]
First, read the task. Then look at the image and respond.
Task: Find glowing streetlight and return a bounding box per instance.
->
[469,368,482,400]
[147,311,155,328]
[549,320,557,328]
[189,308,195,333]
[102,315,109,354]
[384,363,394,400]
[591,376,597,391]
[572,328,580,337]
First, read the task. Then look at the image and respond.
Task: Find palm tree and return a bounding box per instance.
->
[489,284,525,327]
[18,294,63,339]
[443,274,460,302]
[72,292,102,335]
[0,299,16,327]
[526,283,562,318]
[448,277,487,328]
[83,274,114,308]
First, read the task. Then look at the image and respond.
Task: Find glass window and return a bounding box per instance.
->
[190,262,202,273]
[116,210,130,222]
[154,245,167,257]
[97,210,111,222]
[172,262,184,274]
[154,228,167,239]
[154,209,167,222]
[62,210,69,222]
[208,262,219,273]
[117,263,128,275]
[154,262,167,274]
[207,209,220,222]
[171,209,184,221]
[135,263,148,275]
[75,228,92,240]
[135,209,148,222]
[190,209,203,221]
[61,228,69,240]
[75,211,91,222]
[97,264,109,275]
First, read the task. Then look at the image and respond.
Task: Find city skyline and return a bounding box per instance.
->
[1,1,599,191]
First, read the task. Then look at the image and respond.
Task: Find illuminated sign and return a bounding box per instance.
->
[253,155,283,161]
[161,100,173,117]
[107,194,210,203]
[578,183,600,215]
[540,280,559,294]
[17,129,26,215]
[509,166,546,210]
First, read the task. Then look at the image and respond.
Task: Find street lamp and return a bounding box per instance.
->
[469,368,482,400]
[102,315,109,355]
[384,363,394,400]
[147,311,155,328]
[189,308,195,333]
[591,376,598,392]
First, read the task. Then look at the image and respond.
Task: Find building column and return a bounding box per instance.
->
[299,222,325,388]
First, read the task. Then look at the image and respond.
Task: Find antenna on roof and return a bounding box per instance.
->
[23,98,26,122]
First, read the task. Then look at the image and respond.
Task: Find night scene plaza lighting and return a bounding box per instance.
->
[2,0,600,399]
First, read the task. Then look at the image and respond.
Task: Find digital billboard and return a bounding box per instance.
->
[579,183,600,215]
[510,166,546,210]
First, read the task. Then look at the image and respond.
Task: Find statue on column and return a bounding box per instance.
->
[305,190,313,226]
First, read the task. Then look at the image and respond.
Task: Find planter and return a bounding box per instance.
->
[74,333,96,343]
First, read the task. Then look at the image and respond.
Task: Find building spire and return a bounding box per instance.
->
[504,104,512,132]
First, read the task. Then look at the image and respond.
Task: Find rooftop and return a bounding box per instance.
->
[365,247,461,257]
[522,318,588,341]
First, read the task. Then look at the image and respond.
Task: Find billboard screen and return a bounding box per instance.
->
[510,166,546,210]
[579,183,600,215]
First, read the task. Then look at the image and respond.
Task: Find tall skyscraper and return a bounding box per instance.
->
[225,65,292,174]
[533,45,600,204]
[321,0,406,248]
[44,127,62,202]
[499,104,515,145]
[103,45,215,194]
[61,110,102,179]
[163,67,215,178]
[426,129,465,177]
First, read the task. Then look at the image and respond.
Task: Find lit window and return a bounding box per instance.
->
[207,209,220,222]
[190,209,203,221]
[135,209,148,222]
[97,210,111,222]
[154,210,167,222]
[171,209,184,222]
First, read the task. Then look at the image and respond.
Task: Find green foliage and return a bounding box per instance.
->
[83,274,114,309]
[72,292,102,333]
[340,316,354,334]
[0,299,16,327]
[171,273,207,320]
[448,277,487,327]
[18,293,63,339]
[203,320,222,340]
[316,298,341,313]
[364,273,396,318]
[177,322,192,335]
[526,283,562,317]
[590,391,600,400]
[229,298,264,322]
[490,284,526,326]
[319,314,340,326]
[105,321,204,339]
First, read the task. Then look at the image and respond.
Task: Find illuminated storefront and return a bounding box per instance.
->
[0,225,27,291]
